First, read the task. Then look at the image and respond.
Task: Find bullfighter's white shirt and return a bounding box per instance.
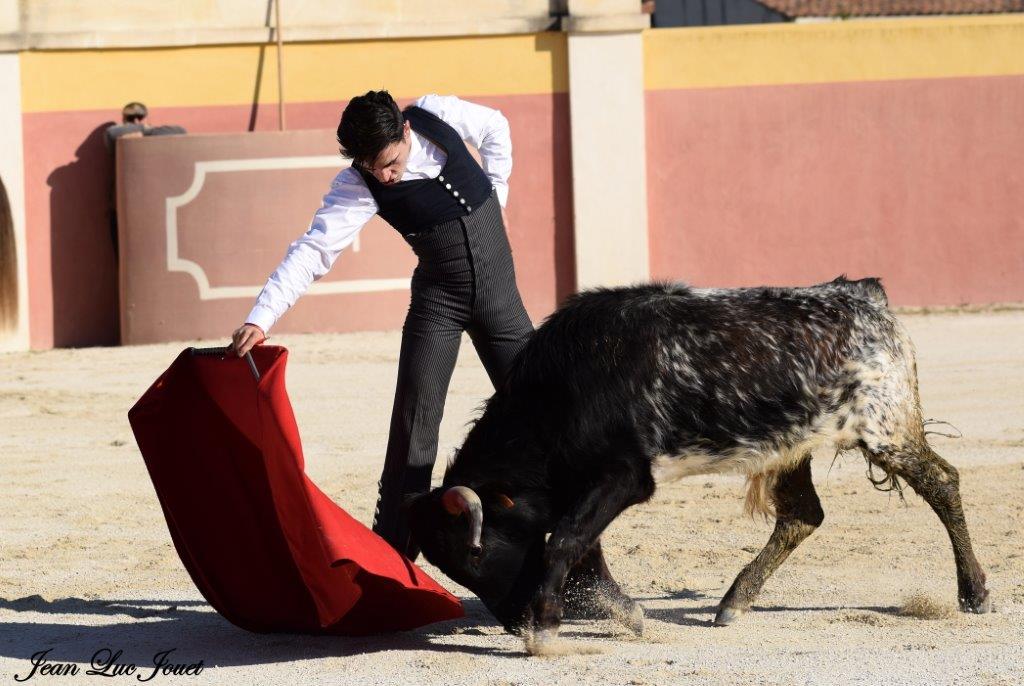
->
[245,94,513,333]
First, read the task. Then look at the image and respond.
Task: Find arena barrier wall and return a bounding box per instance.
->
[14,14,1024,348]
[644,15,1024,306]
[20,33,572,348]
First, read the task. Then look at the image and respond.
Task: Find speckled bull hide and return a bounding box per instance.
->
[408,277,991,653]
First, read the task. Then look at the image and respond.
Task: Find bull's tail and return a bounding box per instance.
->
[743,470,778,520]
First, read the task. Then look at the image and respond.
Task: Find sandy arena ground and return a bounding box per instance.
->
[1,310,1022,685]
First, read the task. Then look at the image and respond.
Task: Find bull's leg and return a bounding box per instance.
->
[561,539,643,633]
[527,463,654,649]
[715,456,823,626]
[864,443,991,613]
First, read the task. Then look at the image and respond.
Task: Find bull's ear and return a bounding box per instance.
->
[480,481,516,509]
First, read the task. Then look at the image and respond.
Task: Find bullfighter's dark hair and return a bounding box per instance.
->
[336,90,405,169]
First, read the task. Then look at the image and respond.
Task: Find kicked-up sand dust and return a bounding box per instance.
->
[898,593,956,620]
[1,309,1023,684]
[524,629,610,657]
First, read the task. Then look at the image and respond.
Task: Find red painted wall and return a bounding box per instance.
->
[646,75,1024,306]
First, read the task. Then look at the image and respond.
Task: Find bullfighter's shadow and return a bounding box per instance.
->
[0,595,511,666]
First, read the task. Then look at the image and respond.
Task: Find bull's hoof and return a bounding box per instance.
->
[599,596,645,635]
[563,584,644,636]
[713,604,746,627]
[959,590,993,614]
[620,603,645,636]
[562,579,616,620]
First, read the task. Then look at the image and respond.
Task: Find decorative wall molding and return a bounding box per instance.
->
[165,156,409,300]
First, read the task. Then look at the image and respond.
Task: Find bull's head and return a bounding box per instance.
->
[407,485,546,633]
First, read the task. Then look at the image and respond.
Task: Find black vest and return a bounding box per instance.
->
[357,106,494,236]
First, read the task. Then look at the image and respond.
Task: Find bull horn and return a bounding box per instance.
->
[441,486,483,554]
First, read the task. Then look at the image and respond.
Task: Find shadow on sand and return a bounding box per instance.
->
[2,593,908,666]
[645,601,902,628]
[0,595,514,667]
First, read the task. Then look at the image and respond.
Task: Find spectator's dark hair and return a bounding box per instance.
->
[122,101,148,123]
[336,91,405,168]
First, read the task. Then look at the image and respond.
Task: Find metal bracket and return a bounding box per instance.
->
[189,346,261,382]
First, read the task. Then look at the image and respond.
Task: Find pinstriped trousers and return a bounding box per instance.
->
[371,192,534,558]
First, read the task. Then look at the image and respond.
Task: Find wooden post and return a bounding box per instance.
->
[274,0,286,131]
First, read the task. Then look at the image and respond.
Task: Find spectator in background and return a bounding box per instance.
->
[105,102,187,255]
[105,102,186,147]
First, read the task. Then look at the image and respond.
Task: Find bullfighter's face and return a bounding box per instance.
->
[364,120,412,185]
[408,488,546,633]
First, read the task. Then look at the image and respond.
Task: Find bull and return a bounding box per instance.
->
[407,278,991,651]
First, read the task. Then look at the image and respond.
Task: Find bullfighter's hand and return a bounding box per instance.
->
[230,323,266,357]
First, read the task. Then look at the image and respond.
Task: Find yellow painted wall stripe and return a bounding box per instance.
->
[645,14,1024,90]
[21,33,567,113]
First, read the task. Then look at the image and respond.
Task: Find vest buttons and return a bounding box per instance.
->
[459,198,466,205]
[438,175,445,183]
[466,206,472,212]
[445,183,452,190]
[453,190,459,198]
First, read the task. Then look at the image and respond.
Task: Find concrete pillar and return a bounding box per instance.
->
[564,1,650,290]
[0,51,29,352]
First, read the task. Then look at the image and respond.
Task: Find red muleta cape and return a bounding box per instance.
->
[128,345,463,634]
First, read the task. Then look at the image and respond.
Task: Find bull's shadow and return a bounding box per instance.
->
[0,595,512,667]
[644,601,902,627]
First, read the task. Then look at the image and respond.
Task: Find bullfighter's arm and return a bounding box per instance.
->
[244,167,378,334]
